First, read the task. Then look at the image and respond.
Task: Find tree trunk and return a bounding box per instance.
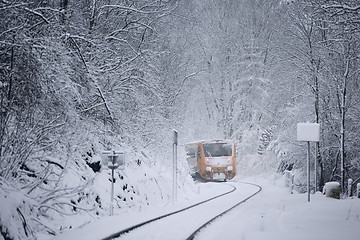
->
[314,74,325,191]
[60,0,69,24]
[340,58,349,195]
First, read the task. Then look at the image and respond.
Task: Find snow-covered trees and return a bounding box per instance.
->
[1,0,359,238]
[0,0,178,180]
[278,0,360,192]
[0,1,180,239]
[168,0,360,193]
[169,0,281,144]
[319,0,360,194]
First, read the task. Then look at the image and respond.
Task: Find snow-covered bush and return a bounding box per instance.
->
[0,178,39,240]
[323,182,341,199]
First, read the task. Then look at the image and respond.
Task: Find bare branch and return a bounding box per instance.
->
[23,7,50,24]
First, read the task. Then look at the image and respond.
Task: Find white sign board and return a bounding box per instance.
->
[297,123,320,142]
[101,150,125,169]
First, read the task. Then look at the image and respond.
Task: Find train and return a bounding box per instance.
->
[185,140,236,181]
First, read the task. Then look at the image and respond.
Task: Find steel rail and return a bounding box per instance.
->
[186,182,262,240]
[101,183,236,240]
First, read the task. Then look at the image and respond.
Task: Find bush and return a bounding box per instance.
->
[323,182,341,199]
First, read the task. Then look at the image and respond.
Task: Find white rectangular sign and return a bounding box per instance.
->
[101,150,125,169]
[297,123,320,142]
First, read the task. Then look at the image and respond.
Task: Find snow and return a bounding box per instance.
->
[0,178,39,240]
[50,182,234,240]
[324,181,341,189]
[49,176,360,240]
[116,182,260,240]
[199,177,360,240]
[323,182,341,198]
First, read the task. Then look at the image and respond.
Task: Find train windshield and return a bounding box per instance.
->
[203,143,233,157]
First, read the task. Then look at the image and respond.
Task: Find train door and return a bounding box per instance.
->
[185,143,200,178]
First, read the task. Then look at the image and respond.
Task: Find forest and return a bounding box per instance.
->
[0,0,359,239]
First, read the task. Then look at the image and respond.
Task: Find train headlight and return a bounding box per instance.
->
[206,166,212,172]
[227,165,233,172]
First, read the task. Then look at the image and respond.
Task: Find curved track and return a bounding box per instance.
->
[186,182,262,240]
[103,182,261,240]
[101,183,236,240]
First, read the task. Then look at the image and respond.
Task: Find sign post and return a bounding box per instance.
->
[306,141,311,201]
[172,130,178,204]
[101,150,125,215]
[297,123,320,202]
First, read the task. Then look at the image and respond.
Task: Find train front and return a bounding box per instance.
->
[202,140,236,181]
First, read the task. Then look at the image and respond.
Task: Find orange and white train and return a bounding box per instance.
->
[185,140,236,181]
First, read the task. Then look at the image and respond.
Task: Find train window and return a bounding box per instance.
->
[204,143,232,157]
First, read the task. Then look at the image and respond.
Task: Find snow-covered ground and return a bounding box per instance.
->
[50,176,360,240]
[201,177,360,240]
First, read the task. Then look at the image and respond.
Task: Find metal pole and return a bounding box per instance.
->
[174,142,177,202]
[110,150,115,215]
[110,168,114,215]
[348,179,353,197]
[172,143,175,204]
[315,144,317,193]
[172,143,177,204]
[172,130,178,204]
[307,141,310,202]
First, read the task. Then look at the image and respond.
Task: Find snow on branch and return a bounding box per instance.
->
[98,52,142,73]
[0,25,24,38]
[0,2,30,10]
[38,202,96,215]
[23,7,50,24]
[68,35,96,46]
[105,36,139,55]
[99,4,167,15]
[321,4,360,12]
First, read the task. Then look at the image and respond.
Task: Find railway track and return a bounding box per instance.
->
[186,182,262,240]
[102,182,261,240]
